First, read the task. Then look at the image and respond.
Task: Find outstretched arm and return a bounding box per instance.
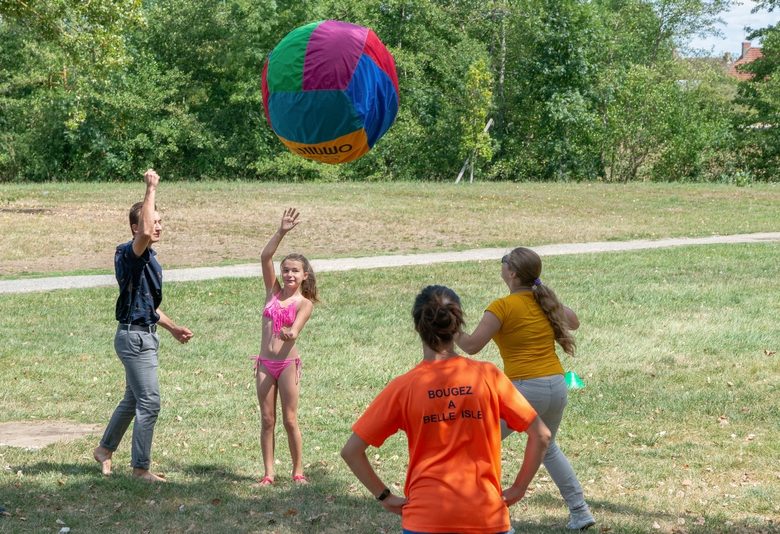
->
[132,169,160,258]
[261,208,300,293]
[455,311,501,355]
[156,309,193,344]
[502,417,551,506]
[341,433,407,515]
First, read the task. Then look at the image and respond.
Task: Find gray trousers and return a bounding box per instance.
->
[502,374,586,512]
[99,327,160,470]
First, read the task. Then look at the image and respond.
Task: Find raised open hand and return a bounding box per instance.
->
[279,207,301,233]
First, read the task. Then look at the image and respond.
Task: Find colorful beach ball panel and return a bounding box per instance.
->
[262,20,399,164]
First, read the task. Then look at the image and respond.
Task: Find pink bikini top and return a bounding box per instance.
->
[263,293,297,335]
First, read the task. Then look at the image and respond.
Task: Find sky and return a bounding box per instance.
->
[685,0,780,57]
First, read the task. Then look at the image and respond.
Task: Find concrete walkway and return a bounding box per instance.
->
[2,232,779,294]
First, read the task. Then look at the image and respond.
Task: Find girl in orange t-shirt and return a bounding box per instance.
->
[341,285,551,534]
[456,247,595,531]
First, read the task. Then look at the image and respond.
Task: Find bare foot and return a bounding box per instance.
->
[93,446,113,476]
[132,468,167,483]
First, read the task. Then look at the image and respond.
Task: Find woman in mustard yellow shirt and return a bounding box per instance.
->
[457,247,595,531]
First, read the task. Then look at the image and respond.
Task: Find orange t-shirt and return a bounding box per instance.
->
[486,292,564,380]
[352,356,538,533]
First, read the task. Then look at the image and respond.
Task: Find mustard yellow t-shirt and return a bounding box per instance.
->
[486,292,564,380]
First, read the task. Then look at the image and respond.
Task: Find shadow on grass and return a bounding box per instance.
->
[0,460,397,533]
[517,493,779,534]
[2,464,777,533]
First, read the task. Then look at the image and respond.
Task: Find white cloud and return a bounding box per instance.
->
[686,1,780,56]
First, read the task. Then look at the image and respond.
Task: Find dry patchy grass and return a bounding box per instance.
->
[1,181,778,276]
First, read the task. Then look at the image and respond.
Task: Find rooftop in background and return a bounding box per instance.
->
[728,41,764,80]
[685,0,779,56]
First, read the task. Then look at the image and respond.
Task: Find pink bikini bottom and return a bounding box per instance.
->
[254,356,301,383]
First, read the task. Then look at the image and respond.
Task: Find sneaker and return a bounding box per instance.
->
[566,506,595,530]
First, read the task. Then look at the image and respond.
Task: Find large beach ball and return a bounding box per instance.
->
[261,20,400,164]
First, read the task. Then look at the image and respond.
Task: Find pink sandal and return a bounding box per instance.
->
[292,474,308,484]
[259,475,274,486]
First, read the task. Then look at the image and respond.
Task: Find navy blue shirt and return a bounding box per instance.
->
[114,240,163,326]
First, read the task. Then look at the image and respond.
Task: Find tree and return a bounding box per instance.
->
[498,0,603,180]
[0,0,142,69]
[0,1,145,180]
[457,57,494,181]
[320,0,497,180]
[643,0,731,59]
[0,0,766,182]
[0,1,210,180]
[734,1,780,181]
[601,61,734,182]
[138,0,282,179]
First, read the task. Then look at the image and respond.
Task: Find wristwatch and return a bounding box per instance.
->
[376,487,391,501]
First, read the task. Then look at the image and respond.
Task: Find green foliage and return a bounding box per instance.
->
[735,14,780,181]
[460,57,494,163]
[642,0,731,59]
[600,61,736,182]
[138,0,282,178]
[347,104,430,180]
[498,0,604,181]
[0,0,764,182]
[250,152,345,182]
[0,0,143,69]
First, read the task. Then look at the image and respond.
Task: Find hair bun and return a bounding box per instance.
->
[412,286,465,351]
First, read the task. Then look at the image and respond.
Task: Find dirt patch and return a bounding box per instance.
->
[0,421,102,449]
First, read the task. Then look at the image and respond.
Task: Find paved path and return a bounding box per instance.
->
[2,232,779,294]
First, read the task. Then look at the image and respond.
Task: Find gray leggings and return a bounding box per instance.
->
[502,374,586,512]
[99,328,161,470]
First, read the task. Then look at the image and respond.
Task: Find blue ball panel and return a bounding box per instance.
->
[345,54,399,147]
[268,90,364,145]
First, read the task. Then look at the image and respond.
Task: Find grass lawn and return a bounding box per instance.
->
[1,181,779,277]
[1,243,778,533]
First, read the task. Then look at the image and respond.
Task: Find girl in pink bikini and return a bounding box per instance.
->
[255,207,318,486]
